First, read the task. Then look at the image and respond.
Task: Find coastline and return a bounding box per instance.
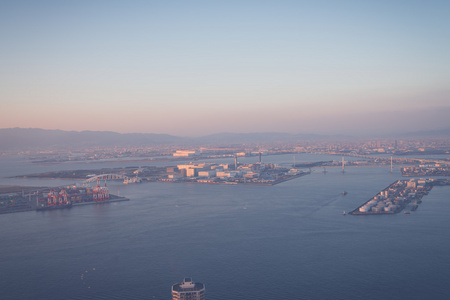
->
[157,172,310,186]
[1,194,129,215]
[72,196,129,207]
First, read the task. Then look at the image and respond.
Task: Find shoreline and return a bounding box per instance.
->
[72,196,129,206]
[157,172,310,186]
[1,194,129,215]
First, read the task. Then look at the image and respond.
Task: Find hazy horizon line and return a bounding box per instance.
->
[2,126,449,139]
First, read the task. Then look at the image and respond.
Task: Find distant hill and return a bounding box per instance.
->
[1,127,448,152]
[0,129,326,151]
[0,128,183,151]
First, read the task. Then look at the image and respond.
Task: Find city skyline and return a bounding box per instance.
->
[1,0,449,136]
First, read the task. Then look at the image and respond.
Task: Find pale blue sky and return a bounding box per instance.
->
[1,0,449,136]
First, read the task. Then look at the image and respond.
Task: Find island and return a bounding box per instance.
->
[349,178,450,215]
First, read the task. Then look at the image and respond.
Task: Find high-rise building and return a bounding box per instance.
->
[172,278,205,300]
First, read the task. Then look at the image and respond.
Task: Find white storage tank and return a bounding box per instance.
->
[359,206,370,213]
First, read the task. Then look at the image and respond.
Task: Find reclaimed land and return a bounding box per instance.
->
[158,172,310,186]
[349,179,444,216]
[1,193,129,215]
[349,182,399,215]
[0,206,35,215]
[0,185,44,194]
[11,167,167,180]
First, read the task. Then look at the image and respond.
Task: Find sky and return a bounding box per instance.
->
[1,0,449,137]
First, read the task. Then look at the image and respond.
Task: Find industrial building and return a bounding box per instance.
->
[173,150,199,157]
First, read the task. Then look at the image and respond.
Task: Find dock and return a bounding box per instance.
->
[72,195,129,207]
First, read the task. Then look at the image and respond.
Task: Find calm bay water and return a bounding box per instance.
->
[1,154,449,299]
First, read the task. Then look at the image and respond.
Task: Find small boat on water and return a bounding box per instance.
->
[342,191,348,195]
[343,210,346,215]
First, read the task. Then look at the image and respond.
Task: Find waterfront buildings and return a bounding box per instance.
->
[172,278,205,300]
[351,178,435,215]
[173,150,199,157]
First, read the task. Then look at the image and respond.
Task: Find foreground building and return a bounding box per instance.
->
[172,278,205,300]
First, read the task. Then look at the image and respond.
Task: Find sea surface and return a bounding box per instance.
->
[0,154,449,300]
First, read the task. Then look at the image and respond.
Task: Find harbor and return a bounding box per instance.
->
[0,183,129,215]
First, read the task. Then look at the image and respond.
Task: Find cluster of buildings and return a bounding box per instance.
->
[173,149,267,158]
[1,183,120,214]
[41,184,111,205]
[173,150,200,157]
[401,165,450,177]
[163,161,302,185]
[353,179,432,215]
[12,137,448,170]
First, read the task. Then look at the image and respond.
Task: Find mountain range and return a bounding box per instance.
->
[0,127,449,151]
